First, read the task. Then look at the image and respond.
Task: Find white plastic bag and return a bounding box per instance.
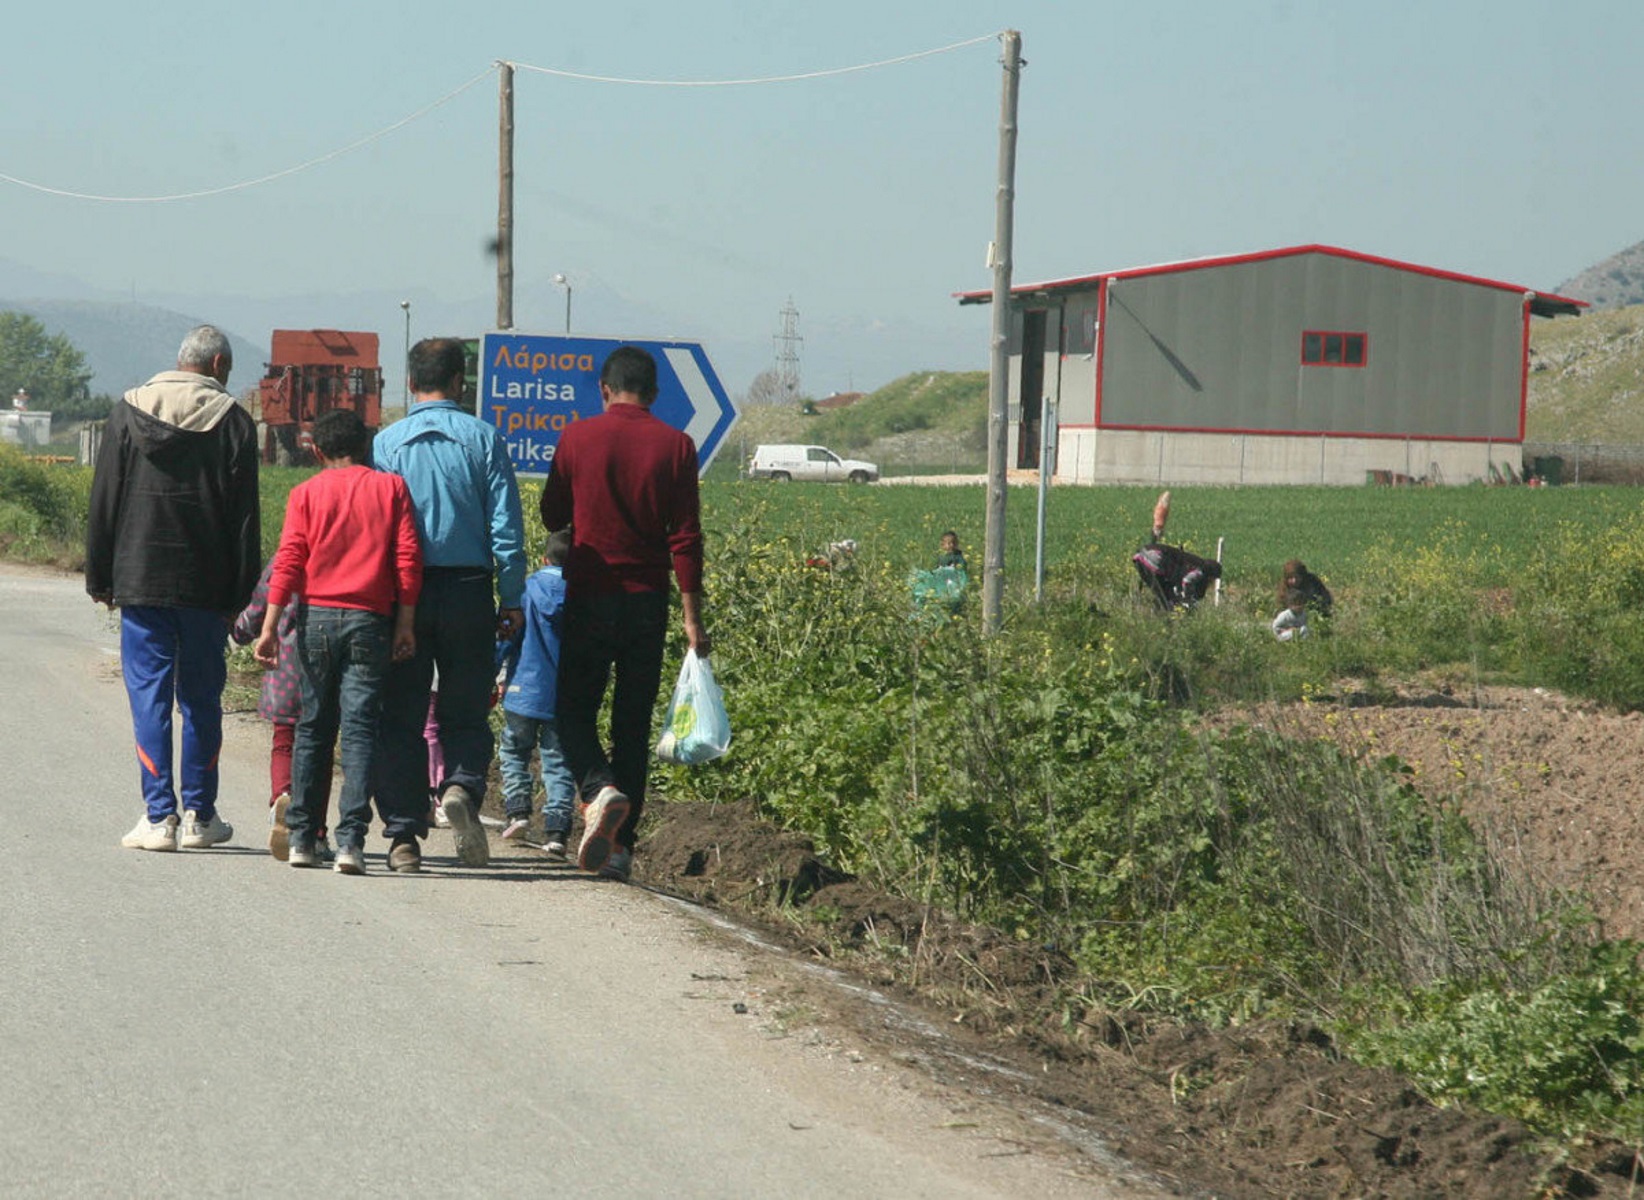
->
[655,649,731,765]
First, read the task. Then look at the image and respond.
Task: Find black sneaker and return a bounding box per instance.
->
[388,837,422,874]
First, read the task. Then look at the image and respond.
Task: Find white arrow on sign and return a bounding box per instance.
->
[664,346,724,450]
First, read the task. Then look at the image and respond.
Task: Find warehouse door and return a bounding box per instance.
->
[1018,309,1046,469]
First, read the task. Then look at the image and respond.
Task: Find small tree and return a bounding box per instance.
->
[0,312,93,412]
[48,393,116,428]
[743,368,786,408]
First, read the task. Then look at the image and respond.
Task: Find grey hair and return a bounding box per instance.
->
[177,325,232,370]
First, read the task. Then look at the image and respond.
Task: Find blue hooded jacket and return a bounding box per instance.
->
[499,563,566,720]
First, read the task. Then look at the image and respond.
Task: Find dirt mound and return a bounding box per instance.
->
[1107,1020,1554,1199]
[641,799,1073,1004]
[631,683,1644,1197]
[1224,682,1644,942]
[639,796,846,906]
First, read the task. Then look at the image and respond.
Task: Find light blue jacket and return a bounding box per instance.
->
[499,564,566,721]
[371,399,526,607]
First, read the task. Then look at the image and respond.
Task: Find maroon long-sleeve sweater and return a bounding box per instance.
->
[539,402,703,596]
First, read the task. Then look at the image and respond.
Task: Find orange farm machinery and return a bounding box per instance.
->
[257,329,384,465]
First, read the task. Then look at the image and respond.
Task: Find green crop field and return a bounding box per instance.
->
[698,479,1640,598]
[15,445,1638,611]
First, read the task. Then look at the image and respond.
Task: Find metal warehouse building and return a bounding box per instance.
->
[957,245,1583,486]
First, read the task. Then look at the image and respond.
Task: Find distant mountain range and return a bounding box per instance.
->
[0,257,985,403]
[1557,240,1644,311]
[2,299,268,398]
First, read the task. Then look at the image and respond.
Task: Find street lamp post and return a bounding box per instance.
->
[552,273,572,335]
[399,300,411,412]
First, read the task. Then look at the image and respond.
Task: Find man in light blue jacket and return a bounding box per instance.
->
[370,338,526,872]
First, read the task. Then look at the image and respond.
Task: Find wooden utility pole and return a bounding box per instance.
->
[982,30,1022,636]
[497,61,515,331]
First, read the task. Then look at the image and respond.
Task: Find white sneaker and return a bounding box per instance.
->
[442,786,490,867]
[289,840,317,868]
[121,814,179,852]
[268,794,291,861]
[333,846,366,875]
[577,786,629,873]
[500,816,530,842]
[181,811,233,849]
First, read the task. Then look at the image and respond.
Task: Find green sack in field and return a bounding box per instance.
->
[910,565,968,615]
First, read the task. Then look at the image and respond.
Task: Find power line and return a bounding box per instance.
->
[0,67,495,204]
[0,32,1002,204]
[506,32,999,87]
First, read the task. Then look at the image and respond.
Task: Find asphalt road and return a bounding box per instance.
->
[0,565,1146,1199]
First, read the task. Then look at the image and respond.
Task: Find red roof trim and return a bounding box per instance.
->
[1518,300,1531,442]
[953,244,1587,310]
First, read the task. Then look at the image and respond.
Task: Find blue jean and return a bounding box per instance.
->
[556,590,669,851]
[498,709,577,833]
[289,605,391,851]
[374,567,498,840]
[120,606,229,822]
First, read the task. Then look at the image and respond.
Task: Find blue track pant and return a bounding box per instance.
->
[120,606,229,823]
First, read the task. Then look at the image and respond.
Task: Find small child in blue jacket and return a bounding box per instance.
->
[497,528,577,858]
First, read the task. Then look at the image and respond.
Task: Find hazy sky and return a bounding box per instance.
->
[4,1,1641,394]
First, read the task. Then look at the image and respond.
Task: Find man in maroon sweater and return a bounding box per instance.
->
[540,346,710,881]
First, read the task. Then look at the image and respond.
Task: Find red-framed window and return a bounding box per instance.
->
[1301,330,1367,367]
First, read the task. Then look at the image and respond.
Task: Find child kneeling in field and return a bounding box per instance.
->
[1272,589,1310,642]
[255,410,422,875]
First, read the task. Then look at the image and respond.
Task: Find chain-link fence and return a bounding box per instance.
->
[1522,443,1644,486]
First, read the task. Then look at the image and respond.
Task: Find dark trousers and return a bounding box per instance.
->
[556,590,669,851]
[289,605,390,851]
[374,568,497,840]
[120,606,228,822]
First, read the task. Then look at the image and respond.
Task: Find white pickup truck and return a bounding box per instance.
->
[748,444,879,483]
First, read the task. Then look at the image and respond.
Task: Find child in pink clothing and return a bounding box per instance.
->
[425,685,449,827]
[232,561,332,860]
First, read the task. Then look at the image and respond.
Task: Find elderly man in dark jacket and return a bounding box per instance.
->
[87,325,261,852]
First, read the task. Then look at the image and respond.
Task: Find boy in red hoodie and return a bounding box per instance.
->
[255,410,422,874]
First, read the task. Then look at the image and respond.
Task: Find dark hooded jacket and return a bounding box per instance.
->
[85,370,261,613]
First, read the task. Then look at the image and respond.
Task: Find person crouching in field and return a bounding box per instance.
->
[1280,559,1332,619]
[1133,542,1221,610]
[255,410,422,875]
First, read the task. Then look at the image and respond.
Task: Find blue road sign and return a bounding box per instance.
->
[479,333,739,478]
